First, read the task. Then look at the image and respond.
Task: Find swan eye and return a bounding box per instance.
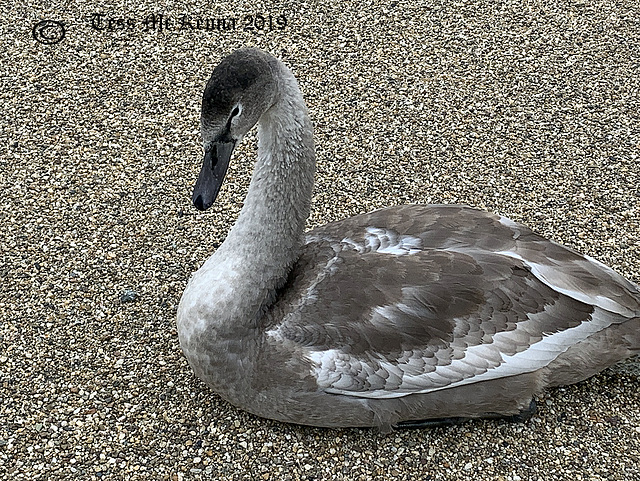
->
[225,104,242,134]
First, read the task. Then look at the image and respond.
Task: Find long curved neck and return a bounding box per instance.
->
[202,64,316,321]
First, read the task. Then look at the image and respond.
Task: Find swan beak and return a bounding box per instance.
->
[192,141,235,211]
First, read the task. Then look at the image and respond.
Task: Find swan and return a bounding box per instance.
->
[177,48,640,430]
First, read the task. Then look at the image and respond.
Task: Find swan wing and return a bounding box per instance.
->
[266,205,639,399]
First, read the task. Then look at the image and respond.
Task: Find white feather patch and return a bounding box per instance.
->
[341,227,422,256]
[310,307,616,399]
[497,249,633,316]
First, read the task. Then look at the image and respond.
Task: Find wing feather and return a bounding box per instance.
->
[265,205,640,399]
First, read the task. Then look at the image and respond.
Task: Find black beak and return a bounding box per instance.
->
[192,141,235,211]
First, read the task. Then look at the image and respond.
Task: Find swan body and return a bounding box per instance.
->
[177,48,640,429]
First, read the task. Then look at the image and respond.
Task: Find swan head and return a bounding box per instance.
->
[193,48,278,211]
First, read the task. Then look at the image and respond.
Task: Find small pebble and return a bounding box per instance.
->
[120,290,139,303]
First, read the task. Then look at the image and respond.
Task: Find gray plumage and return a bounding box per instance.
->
[177,48,640,430]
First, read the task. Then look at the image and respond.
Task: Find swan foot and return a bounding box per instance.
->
[394,399,537,429]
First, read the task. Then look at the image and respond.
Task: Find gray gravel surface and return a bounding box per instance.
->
[2,1,639,480]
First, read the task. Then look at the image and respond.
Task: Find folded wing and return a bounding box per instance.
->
[266,205,639,399]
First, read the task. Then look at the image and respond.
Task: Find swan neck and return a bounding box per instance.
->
[177,58,315,401]
[214,64,315,288]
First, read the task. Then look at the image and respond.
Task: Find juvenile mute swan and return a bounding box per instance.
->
[177,48,640,429]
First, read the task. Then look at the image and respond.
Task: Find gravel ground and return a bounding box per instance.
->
[2,0,639,480]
